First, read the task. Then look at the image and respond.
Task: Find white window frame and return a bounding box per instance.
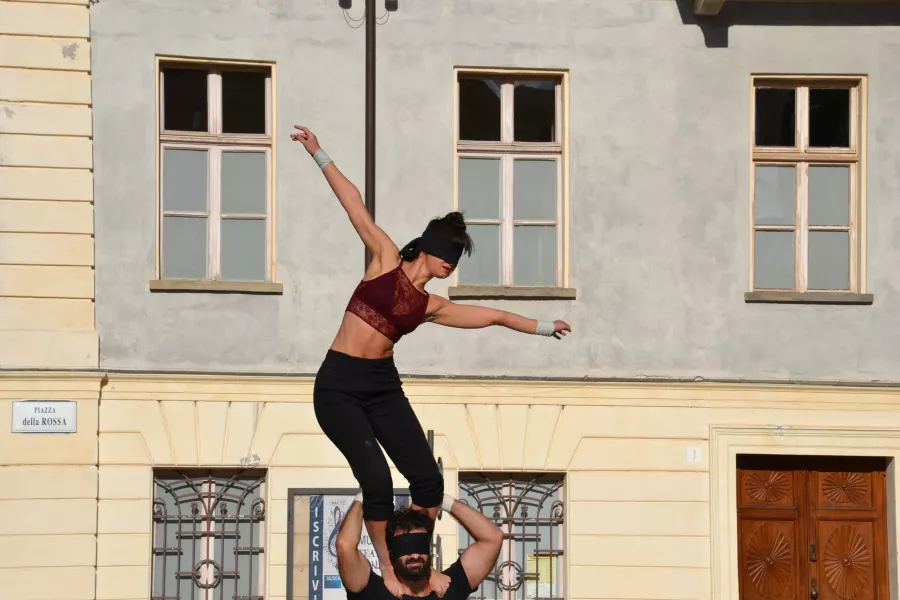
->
[156,59,275,282]
[750,76,866,294]
[454,69,568,288]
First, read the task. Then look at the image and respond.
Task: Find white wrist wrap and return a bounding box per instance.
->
[313,148,333,169]
[441,494,455,513]
[354,492,363,504]
[535,321,555,336]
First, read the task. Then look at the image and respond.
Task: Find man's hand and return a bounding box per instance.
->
[291,125,321,156]
[430,569,450,597]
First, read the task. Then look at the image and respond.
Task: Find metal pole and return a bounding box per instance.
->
[364,0,376,268]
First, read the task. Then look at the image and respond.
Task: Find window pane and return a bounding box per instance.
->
[514,80,556,142]
[223,70,267,134]
[514,159,557,221]
[809,165,850,227]
[809,231,850,290]
[163,148,208,212]
[222,151,267,214]
[162,67,208,132]
[754,165,795,226]
[809,88,850,148]
[163,216,207,279]
[458,158,500,220]
[459,224,500,285]
[514,226,556,286]
[754,231,794,290]
[459,78,501,141]
[755,88,795,147]
[221,219,266,281]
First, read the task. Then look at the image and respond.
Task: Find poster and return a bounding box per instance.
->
[308,494,408,600]
[525,554,557,599]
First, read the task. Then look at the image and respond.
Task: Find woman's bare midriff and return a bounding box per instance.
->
[329,311,397,359]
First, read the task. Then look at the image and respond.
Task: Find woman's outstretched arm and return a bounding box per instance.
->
[291,125,398,265]
[426,295,572,338]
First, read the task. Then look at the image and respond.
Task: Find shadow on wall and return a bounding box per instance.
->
[674,0,900,49]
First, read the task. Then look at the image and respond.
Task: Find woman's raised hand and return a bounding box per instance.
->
[291,125,320,156]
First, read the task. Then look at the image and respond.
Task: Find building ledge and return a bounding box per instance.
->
[694,0,884,16]
[745,291,873,305]
[448,285,577,300]
[150,280,283,295]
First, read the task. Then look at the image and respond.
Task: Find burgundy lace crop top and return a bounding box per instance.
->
[345,262,429,343]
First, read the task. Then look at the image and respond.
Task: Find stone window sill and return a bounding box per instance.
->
[744,291,873,305]
[150,280,284,295]
[448,285,577,300]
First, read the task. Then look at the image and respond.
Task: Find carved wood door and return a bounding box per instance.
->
[737,456,889,600]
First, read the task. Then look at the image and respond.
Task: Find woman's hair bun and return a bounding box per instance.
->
[442,211,467,230]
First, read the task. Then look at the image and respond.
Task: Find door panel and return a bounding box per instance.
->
[815,471,875,511]
[741,469,801,510]
[739,519,802,600]
[815,520,876,600]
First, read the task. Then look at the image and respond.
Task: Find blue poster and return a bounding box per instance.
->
[308,494,408,600]
[308,495,325,600]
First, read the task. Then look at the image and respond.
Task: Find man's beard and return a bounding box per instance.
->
[392,556,432,582]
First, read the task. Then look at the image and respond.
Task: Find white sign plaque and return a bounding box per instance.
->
[12,401,77,433]
[686,446,703,464]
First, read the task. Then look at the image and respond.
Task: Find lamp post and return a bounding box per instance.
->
[340,0,398,268]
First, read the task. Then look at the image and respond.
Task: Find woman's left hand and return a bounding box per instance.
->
[552,320,572,339]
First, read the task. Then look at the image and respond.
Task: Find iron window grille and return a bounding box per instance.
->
[152,470,266,600]
[458,474,564,600]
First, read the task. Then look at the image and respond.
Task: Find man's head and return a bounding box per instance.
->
[386,507,434,582]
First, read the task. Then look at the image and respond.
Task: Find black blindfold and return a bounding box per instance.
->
[402,224,464,266]
[388,532,432,560]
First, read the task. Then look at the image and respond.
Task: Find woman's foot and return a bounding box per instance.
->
[429,568,451,597]
[381,564,404,598]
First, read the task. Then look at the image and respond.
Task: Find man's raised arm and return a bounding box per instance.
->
[336,494,373,594]
[441,495,503,590]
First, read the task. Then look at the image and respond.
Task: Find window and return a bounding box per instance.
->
[458,474,564,600]
[158,60,273,283]
[750,77,865,296]
[455,71,567,289]
[152,470,266,600]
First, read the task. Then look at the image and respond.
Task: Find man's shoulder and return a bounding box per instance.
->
[442,559,476,598]
[346,568,392,600]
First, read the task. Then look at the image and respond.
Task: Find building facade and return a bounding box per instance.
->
[3,1,900,600]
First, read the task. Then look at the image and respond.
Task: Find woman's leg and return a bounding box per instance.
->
[314,388,395,519]
[368,390,444,511]
[313,388,403,596]
[368,390,451,594]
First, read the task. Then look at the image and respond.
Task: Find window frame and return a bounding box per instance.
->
[453,68,570,289]
[749,75,866,296]
[155,57,277,285]
[151,469,267,600]
[457,473,566,600]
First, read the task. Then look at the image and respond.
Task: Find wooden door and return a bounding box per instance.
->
[737,456,889,600]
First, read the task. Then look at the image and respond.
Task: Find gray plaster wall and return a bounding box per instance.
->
[91,0,900,381]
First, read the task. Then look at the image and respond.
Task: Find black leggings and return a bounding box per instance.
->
[313,349,443,521]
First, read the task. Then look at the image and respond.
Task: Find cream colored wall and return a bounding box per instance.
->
[92,374,900,600]
[0,0,97,368]
[0,373,103,600]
